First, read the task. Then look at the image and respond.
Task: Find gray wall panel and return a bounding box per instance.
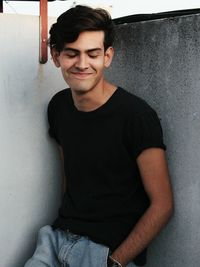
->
[106,13,200,267]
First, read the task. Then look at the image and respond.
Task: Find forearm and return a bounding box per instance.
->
[111,203,173,266]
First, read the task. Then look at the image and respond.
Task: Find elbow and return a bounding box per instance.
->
[161,198,174,223]
[168,199,174,218]
[165,202,174,222]
[151,197,174,224]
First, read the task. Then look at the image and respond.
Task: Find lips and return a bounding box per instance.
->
[70,72,93,79]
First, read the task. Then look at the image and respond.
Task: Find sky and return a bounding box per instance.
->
[3,0,200,18]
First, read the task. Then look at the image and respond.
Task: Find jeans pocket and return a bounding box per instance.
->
[58,240,78,266]
[59,236,110,267]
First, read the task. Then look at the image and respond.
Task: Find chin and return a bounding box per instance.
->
[69,82,97,94]
[67,78,100,94]
[71,86,92,95]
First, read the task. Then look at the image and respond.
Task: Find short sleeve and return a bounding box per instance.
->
[47,99,60,144]
[129,108,166,159]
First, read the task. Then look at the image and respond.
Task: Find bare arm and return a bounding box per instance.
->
[110,148,174,266]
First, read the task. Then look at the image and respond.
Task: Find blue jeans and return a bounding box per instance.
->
[24,225,136,267]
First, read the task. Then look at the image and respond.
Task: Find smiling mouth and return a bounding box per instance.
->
[70,72,93,79]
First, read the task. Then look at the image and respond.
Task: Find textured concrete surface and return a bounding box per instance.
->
[106,13,200,267]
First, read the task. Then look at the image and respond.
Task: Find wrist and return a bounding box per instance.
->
[107,255,123,267]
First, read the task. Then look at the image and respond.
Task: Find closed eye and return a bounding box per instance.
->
[63,50,78,58]
[87,49,102,58]
[88,54,99,58]
[65,53,77,58]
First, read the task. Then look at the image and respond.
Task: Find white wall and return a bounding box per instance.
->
[3,0,200,17]
[0,14,66,267]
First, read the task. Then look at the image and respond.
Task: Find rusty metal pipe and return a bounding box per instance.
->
[39,0,48,64]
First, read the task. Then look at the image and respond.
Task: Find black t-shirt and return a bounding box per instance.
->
[47,87,166,266]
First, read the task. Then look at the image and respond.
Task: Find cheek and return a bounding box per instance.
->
[93,59,106,71]
[60,64,71,78]
[59,58,75,70]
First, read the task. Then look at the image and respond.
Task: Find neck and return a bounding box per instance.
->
[71,80,117,112]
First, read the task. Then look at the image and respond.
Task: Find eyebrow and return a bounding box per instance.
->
[63,48,103,53]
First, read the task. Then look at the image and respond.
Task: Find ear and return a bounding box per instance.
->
[51,48,61,68]
[104,47,114,68]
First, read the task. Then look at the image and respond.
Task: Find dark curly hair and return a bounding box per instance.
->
[48,5,115,52]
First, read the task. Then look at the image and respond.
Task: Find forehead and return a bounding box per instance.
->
[64,31,105,51]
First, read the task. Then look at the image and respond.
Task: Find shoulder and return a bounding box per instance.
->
[47,88,71,119]
[48,88,70,107]
[118,87,156,116]
[119,88,166,156]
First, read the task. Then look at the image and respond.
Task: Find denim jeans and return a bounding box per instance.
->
[24,225,136,267]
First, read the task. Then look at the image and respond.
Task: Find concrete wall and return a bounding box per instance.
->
[1,11,200,267]
[0,14,66,267]
[106,13,200,267]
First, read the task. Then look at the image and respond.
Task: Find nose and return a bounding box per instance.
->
[75,54,89,70]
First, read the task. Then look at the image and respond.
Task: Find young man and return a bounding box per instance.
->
[25,5,173,267]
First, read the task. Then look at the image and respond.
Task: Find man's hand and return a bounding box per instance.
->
[107,255,122,267]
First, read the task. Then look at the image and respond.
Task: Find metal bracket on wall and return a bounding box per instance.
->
[0,0,3,13]
[39,0,48,64]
